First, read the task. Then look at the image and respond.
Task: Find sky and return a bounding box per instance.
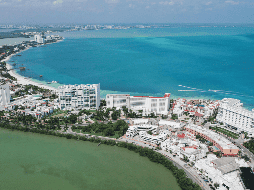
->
[0,0,253,24]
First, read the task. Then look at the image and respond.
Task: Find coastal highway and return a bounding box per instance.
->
[118,138,210,190]
[64,127,209,189]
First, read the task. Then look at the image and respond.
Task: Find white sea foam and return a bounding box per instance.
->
[178,90,196,92]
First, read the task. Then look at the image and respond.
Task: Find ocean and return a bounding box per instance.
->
[8,24,254,109]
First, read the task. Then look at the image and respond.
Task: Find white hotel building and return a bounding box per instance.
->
[106,93,171,115]
[216,98,254,137]
[0,84,10,110]
[58,84,100,110]
[34,34,45,44]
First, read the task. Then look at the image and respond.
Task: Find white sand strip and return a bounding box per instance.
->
[3,52,58,92]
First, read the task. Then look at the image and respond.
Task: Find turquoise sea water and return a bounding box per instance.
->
[9,25,254,109]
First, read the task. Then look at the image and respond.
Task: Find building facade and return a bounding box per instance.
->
[185,124,239,156]
[0,84,10,110]
[58,84,100,110]
[216,98,254,137]
[34,34,45,44]
[106,93,171,115]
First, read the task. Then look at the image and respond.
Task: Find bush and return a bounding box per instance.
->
[65,134,73,139]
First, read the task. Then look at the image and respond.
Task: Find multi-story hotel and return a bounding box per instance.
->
[185,124,239,156]
[58,84,100,110]
[216,98,254,137]
[34,34,45,44]
[106,93,171,115]
[0,84,10,110]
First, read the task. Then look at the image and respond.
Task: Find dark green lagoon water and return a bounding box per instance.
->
[0,129,180,190]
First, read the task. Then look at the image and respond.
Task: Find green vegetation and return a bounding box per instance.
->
[214,183,220,189]
[100,99,106,108]
[122,106,142,118]
[195,134,207,143]
[213,151,222,158]
[243,140,254,154]
[75,120,129,138]
[210,126,239,139]
[183,155,189,163]
[171,114,178,120]
[241,155,250,162]
[14,84,52,97]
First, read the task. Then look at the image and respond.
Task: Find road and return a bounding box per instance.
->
[59,127,209,190]
[117,137,210,190]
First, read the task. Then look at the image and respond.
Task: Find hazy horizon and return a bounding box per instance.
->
[0,0,253,24]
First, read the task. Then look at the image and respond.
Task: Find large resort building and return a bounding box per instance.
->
[106,93,171,115]
[185,124,239,156]
[216,98,254,137]
[58,84,100,110]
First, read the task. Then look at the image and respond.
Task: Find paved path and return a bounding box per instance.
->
[118,137,210,190]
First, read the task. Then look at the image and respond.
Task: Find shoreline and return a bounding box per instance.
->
[2,40,64,92]
[2,37,252,111]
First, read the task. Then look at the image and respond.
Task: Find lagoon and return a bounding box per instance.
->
[0,129,181,190]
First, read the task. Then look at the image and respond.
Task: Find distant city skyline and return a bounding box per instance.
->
[0,0,253,24]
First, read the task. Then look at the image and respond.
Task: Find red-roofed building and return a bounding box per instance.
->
[194,112,203,118]
[177,133,185,138]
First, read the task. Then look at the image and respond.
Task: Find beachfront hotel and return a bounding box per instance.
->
[58,84,100,110]
[34,34,45,44]
[0,84,10,110]
[106,93,171,115]
[185,124,239,156]
[216,98,254,137]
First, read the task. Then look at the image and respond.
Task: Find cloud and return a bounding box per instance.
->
[225,0,239,5]
[129,3,136,8]
[159,1,174,6]
[205,1,212,5]
[53,0,63,5]
[105,0,119,4]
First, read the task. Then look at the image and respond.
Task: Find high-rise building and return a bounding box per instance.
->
[106,93,171,115]
[34,34,45,44]
[0,84,10,110]
[58,84,100,110]
[216,98,254,137]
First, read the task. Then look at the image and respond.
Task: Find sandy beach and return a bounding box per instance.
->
[3,50,58,92]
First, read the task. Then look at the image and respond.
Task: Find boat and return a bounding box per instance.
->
[39,75,43,77]
[19,67,26,70]
[47,82,51,84]
[51,81,57,83]
[13,63,16,66]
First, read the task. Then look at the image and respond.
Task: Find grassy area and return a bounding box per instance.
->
[50,109,68,117]
[72,129,120,139]
[243,140,254,154]
[210,126,239,139]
